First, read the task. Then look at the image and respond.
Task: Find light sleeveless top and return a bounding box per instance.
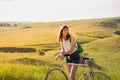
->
[62,37,77,54]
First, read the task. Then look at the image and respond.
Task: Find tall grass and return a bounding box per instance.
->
[0,60,120,80]
[0,64,50,80]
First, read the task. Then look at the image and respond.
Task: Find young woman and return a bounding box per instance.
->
[57,25,80,80]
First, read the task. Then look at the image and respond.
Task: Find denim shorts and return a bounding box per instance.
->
[64,50,80,64]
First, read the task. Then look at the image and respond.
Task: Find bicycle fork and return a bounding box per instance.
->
[84,67,93,80]
[87,72,93,80]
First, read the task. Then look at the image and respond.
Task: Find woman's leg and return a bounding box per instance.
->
[66,64,72,80]
[70,65,78,80]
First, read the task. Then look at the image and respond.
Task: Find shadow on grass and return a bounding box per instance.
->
[98,18,120,28]
[10,58,60,67]
[0,47,36,53]
[76,32,106,39]
[114,31,120,36]
[110,18,120,24]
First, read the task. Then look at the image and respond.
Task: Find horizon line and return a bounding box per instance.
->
[0,16,119,23]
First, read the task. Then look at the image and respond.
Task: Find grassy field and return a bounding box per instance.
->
[0,17,120,80]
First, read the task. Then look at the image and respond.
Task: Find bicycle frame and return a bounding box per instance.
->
[46,57,111,80]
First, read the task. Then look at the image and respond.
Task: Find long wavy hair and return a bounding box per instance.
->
[57,25,70,42]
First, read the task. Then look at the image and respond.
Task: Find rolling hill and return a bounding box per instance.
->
[0,17,120,80]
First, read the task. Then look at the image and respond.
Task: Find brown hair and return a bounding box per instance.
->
[57,25,70,42]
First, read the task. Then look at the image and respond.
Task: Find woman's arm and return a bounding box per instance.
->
[55,41,65,60]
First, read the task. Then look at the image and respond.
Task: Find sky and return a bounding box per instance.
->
[0,0,120,22]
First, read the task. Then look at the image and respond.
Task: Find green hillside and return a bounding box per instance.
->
[0,17,120,80]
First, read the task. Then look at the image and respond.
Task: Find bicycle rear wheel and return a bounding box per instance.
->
[45,68,68,80]
[84,72,111,80]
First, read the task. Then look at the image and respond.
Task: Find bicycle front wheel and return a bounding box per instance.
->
[45,68,68,80]
[84,72,111,80]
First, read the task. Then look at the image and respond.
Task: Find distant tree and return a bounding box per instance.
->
[14,24,17,27]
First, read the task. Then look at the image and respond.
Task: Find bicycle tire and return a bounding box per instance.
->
[45,68,68,80]
[84,72,111,80]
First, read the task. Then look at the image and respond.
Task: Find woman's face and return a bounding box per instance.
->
[62,28,69,36]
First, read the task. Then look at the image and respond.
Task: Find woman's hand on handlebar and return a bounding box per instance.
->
[55,52,64,60]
